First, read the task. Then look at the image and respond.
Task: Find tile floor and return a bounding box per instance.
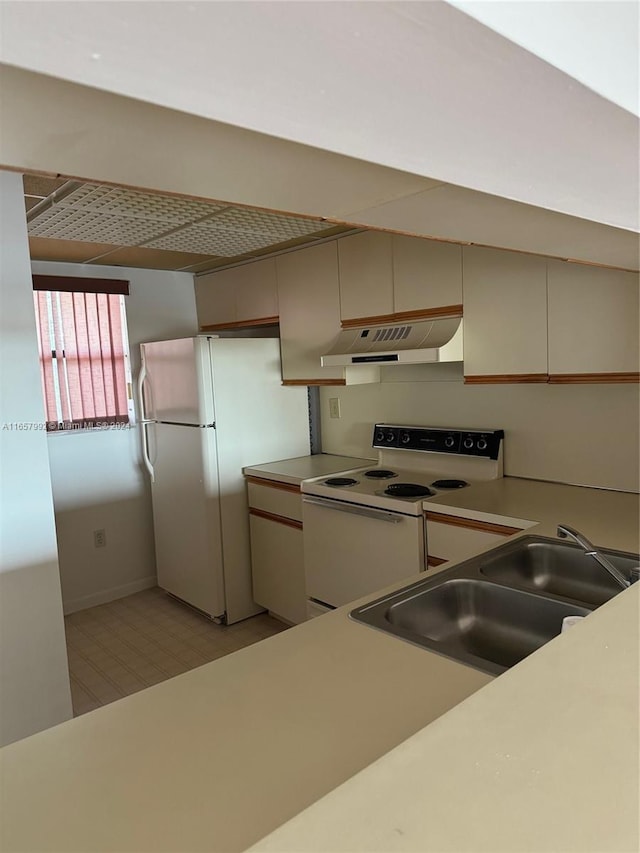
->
[65,587,288,717]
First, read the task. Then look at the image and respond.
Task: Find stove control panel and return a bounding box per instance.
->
[372,425,504,460]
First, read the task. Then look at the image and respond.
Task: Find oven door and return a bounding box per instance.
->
[302,496,425,609]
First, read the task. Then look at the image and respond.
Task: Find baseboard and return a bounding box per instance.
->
[62,576,157,615]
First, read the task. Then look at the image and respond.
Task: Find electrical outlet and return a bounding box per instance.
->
[329,397,341,419]
[94,529,106,548]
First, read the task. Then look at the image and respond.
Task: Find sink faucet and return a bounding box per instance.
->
[557,524,639,590]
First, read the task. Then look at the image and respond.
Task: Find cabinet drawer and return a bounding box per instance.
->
[250,515,306,624]
[426,513,522,564]
[247,478,302,522]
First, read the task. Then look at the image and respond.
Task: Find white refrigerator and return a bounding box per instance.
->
[138,336,310,624]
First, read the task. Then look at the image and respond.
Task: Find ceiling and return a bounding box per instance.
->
[23,174,352,273]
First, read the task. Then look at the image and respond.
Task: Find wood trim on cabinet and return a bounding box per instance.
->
[427,555,449,568]
[425,511,522,536]
[249,507,303,531]
[548,372,640,384]
[464,373,548,384]
[341,304,463,329]
[281,379,346,386]
[245,476,300,494]
[200,316,279,331]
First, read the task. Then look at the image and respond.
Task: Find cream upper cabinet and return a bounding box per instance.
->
[276,241,346,384]
[547,261,640,378]
[195,267,238,327]
[234,258,278,323]
[393,236,463,315]
[462,246,548,380]
[195,258,278,329]
[337,231,393,321]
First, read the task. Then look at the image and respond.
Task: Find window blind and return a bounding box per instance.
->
[33,290,130,430]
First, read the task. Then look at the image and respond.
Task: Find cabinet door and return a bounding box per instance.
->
[235,258,278,324]
[548,261,639,379]
[337,231,393,321]
[276,241,345,384]
[249,514,307,624]
[393,236,462,315]
[463,247,548,381]
[195,268,238,327]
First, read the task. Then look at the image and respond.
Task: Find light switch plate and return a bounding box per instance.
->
[329,397,341,419]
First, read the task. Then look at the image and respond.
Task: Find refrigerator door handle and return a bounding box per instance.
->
[141,422,155,483]
[137,356,155,483]
[137,355,149,422]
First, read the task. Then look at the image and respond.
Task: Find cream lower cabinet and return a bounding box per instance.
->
[425,511,525,566]
[247,478,307,624]
[462,246,548,382]
[547,261,640,381]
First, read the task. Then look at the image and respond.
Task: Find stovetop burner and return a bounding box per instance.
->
[431,479,469,490]
[363,469,397,479]
[324,477,358,487]
[384,483,436,498]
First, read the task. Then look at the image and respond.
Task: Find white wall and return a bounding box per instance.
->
[1,2,637,230]
[30,261,198,613]
[320,366,640,494]
[0,171,72,745]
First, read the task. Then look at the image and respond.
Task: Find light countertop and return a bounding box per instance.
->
[1,477,638,853]
[244,453,373,486]
[251,583,639,853]
[423,476,640,553]
[0,601,490,853]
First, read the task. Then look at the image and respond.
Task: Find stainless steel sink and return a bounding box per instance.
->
[478,538,639,607]
[386,579,591,674]
[350,535,639,676]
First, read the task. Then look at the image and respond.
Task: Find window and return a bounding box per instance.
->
[32,275,135,432]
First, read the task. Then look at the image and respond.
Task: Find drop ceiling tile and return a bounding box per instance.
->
[91,246,215,271]
[56,184,227,225]
[28,206,165,245]
[145,225,278,256]
[28,236,121,263]
[200,206,331,240]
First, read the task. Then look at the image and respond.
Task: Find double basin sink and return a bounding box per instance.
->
[350,536,639,676]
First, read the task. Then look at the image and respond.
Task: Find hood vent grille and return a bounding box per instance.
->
[322,317,464,367]
[372,325,412,342]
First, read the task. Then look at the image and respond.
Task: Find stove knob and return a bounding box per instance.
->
[401,432,411,445]
[463,437,475,450]
[444,436,456,449]
[375,430,385,443]
[386,431,396,443]
[477,438,488,451]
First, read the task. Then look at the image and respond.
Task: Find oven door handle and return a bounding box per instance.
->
[303,496,404,524]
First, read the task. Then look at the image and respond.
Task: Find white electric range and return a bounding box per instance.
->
[302,424,504,613]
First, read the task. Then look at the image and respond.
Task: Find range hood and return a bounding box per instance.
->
[321,317,463,367]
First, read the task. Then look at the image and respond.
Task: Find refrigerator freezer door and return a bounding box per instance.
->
[150,422,225,619]
[141,337,215,426]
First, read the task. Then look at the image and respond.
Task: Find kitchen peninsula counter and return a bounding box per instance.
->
[1,482,638,853]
